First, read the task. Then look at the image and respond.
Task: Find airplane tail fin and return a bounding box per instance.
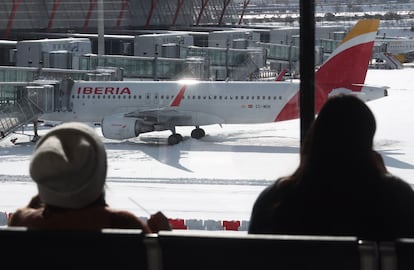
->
[276,19,380,121]
[315,19,380,110]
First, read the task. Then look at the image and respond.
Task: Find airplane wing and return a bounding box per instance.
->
[121,84,193,127]
[124,107,192,127]
[101,107,195,141]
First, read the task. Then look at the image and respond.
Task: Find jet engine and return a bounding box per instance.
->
[101,114,153,140]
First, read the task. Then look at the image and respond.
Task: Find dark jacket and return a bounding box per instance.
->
[248,174,414,240]
[8,205,151,232]
[9,206,151,233]
[8,195,151,232]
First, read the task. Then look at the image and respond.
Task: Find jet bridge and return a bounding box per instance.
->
[0,80,71,141]
[371,52,404,69]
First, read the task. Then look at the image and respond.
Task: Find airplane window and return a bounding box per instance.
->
[241,96,244,100]
[102,95,105,99]
[257,96,260,100]
[98,96,100,99]
[82,95,85,99]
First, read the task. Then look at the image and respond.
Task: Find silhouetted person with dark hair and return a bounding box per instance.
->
[249,95,414,240]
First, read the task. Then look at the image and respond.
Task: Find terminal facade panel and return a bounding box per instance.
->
[0,0,239,39]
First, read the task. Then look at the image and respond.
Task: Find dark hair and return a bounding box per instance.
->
[291,94,380,185]
[27,195,44,209]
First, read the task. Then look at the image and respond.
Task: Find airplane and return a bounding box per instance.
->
[40,19,387,145]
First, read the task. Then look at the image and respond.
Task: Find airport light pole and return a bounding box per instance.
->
[299,0,315,147]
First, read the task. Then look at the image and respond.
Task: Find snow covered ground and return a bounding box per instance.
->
[1,67,414,229]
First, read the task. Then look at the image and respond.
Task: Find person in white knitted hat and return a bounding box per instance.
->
[8,122,171,232]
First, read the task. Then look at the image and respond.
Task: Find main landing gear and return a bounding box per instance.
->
[167,126,206,145]
[167,133,183,145]
[191,127,205,139]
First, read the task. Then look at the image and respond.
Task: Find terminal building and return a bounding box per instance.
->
[0,0,240,40]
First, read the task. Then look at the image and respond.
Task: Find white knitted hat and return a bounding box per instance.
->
[29,122,107,209]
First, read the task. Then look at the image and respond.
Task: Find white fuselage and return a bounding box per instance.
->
[42,80,301,125]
